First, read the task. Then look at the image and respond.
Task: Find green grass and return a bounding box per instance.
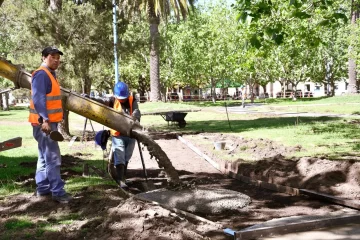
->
[4,217,34,230]
[138,101,360,160]
[2,96,360,196]
[0,214,86,240]
[66,176,114,193]
[265,104,360,115]
[259,95,360,105]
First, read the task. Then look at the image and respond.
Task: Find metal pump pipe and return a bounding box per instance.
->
[0,57,141,137]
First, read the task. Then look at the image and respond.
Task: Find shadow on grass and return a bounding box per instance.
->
[0,154,107,183]
[177,96,335,108]
[184,116,341,133]
[9,106,29,111]
[0,156,36,181]
[309,120,360,139]
[0,111,12,117]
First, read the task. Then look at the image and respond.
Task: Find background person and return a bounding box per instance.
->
[87,81,141,188]
[29,46,72,203]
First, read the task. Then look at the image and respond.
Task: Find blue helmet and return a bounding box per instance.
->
[114,81,129,99]
[95,130,110,150]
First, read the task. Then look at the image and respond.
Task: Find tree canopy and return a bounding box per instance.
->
[0,0,358,98]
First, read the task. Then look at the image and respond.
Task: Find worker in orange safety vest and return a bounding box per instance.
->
[88,81,141,188]
[29,46,72,203]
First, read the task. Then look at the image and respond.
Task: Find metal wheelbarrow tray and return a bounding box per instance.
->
[164,112,188,128]
[142,109,200,128]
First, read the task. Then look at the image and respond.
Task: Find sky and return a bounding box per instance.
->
[196,0,236,6]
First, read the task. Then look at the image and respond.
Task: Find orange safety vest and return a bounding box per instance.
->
[110,96,133,136]
[28,66,63,123]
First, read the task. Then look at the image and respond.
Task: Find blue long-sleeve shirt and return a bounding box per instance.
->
[31,64,56,122]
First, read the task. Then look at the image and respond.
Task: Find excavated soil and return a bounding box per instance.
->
[1,132,359,240]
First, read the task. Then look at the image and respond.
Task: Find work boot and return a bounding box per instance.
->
[115,164,128,189]
[52,193,73,204]
[123,162,132,185]
[34,191,51,199]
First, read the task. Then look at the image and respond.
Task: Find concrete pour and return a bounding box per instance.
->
[136,187,251,214]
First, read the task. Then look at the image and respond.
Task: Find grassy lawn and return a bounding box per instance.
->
[256,104,360,115]
[1,95,360,196]
[138,97,360,160]
[253,95,360,115]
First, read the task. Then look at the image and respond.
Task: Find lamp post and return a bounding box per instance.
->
[112,0,119,84]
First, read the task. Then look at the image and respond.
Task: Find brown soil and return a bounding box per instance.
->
[1,132,359,240]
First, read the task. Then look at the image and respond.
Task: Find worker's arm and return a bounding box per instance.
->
[83,94,113,107]
[132,99,141,122]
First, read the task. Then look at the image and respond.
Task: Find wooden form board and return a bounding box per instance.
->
[235,213,360,240]
[300,189,360,210]
[0,137,22,152]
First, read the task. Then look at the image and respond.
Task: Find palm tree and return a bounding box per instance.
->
[120,0,196,101]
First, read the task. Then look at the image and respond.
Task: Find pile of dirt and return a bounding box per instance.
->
[194,133,300,160]
[183,133,360,200]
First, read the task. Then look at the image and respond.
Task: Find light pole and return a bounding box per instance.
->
[112,0,119,84]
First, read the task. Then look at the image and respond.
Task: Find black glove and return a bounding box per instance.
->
[81,93,90,98]
[132,116,140,123]
[101,130,110,146]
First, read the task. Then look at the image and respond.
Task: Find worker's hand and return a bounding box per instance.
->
[131,116,139,122]
[41,122,51,135]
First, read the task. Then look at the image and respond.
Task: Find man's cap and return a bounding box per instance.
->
[42,46,63,57]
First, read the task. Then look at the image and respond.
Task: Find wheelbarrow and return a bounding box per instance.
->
[163,112,187,128]
[142,109,200,128]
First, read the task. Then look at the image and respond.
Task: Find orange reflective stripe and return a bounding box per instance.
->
[28,66,63,123]
[110,96,133,136]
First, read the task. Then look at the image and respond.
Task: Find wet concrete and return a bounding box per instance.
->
[131,130,180,184]
[136,187,251,214]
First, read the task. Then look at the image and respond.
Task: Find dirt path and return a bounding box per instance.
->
[1,133,359,240]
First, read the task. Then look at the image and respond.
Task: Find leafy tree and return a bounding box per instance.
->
[233,0,348,47]
[1,0,133,137]
[309,27,348,96]
[233,0,358,94]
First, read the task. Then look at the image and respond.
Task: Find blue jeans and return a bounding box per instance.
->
[33,123,66,197]
[112,135,136,166]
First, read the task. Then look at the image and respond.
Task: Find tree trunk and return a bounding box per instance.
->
[82,75,92,95]
[58,108,71,140]
[138,74,147,102]
[348,0,358,94]
[49,0,62,11]
[211,77,216,103]
[148,2,161,102]
[262,84,267,93]
[4,92,9,111]
[331,79,335,97]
